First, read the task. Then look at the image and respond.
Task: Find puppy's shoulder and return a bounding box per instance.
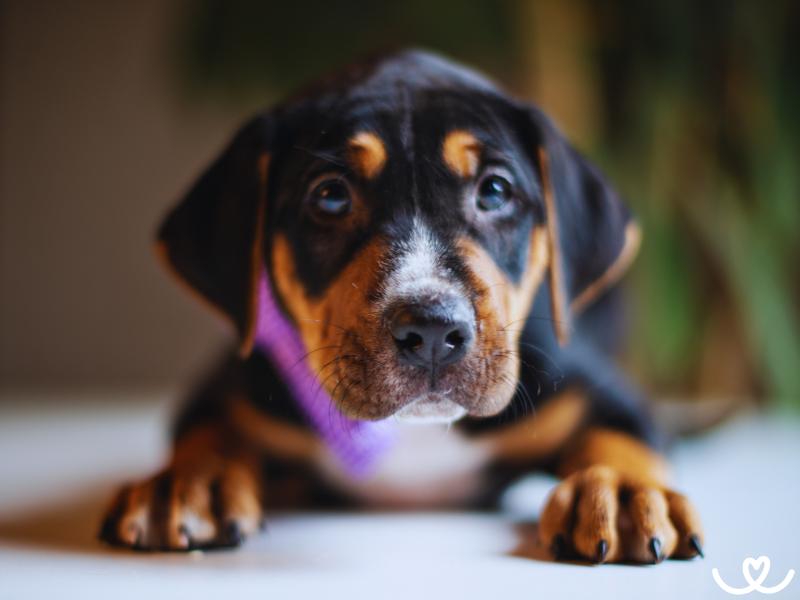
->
[171,349,308,440]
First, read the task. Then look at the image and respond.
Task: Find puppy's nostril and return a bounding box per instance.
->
[444,330,465,350]
[395,331,424,351]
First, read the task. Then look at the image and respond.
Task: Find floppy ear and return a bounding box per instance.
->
[155,115,275,356]
[523,107,641,346]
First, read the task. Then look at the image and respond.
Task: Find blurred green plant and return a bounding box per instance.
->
[591,0,800,406]
[172,0,799,406]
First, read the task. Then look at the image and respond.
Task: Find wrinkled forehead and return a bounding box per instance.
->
[281,90,528,182]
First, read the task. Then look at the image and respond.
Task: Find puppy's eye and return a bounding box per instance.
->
[309,179,352,217]
[476,174,513,211]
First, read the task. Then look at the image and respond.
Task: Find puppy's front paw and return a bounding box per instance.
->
[539,465,703,564]
[99,458,263,551]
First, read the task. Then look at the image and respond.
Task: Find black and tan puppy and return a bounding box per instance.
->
[100,50,703,564]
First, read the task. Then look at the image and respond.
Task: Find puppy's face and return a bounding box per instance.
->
[158,51,635,424]
[269,92,548,421]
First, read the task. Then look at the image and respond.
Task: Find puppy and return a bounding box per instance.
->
[100,50,703,564]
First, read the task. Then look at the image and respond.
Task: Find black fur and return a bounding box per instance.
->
[161,49,660,503]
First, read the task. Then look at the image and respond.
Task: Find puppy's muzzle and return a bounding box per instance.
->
[388,294,475,371]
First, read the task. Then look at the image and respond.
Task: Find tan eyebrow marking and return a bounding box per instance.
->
[442,130,481,178]
[347,131,387,179]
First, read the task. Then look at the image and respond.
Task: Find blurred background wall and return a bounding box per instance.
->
[0,0,237,390]
[1,0,798,407]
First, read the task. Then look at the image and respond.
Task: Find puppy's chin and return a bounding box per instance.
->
[393,394,468,425]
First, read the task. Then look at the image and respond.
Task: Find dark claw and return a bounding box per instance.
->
[97,488,129,546]
[223,521,244,547]
[550,534,567,560]
[98,517,116,543]
[689,535,704,558]
[649,537,663,564]
[596,539,609,563]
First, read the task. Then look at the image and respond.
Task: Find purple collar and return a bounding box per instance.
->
[253,271,397,478]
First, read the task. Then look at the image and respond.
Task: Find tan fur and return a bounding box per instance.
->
[347,131,387,179]
[270,222,550,420]
[538,428,702,563]
[442,130,481,178]
[666,490,705,558]
[478,388,588,463]
[271,234,393,418]
[557,428,670,485]
[456,227,549,415]
[229,394,324,462]
[104,424,263,550]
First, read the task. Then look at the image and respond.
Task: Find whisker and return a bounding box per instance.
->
[514,342,564,382]
[312,354,360,398]
[286,344,341,374]
[494,347,554,381]
[498,317,529,332]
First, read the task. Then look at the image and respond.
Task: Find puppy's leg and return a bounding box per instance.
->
[500,336,705,565]
[538,426,704,564]
[99,420,264,551]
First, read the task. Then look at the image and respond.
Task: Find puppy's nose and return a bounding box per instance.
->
[389,297,475,370]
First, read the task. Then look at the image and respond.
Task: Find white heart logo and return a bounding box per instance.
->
[713,555,795,595]
[744,556,770,587]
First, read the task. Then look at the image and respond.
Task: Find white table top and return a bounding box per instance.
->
[0,392,798,599]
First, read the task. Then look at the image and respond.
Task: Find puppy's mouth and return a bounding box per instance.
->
[326,323,518,422]
[283,240,524,422]
[302,282,523,421]
[392,392,468,424]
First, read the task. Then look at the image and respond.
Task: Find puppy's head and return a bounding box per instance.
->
[158,51,638,423]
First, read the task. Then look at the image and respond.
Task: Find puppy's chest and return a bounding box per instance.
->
[317,425,492,507]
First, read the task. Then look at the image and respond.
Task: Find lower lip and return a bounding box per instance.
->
[393,395,468,424]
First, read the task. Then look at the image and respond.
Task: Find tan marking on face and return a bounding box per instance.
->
[457,226,549,415]
[271,225,548,421]
[271,234,391,418]
[442,130,481,178]
[347,131,387,179]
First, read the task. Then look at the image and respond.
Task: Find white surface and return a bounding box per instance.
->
[0,393,798,600]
